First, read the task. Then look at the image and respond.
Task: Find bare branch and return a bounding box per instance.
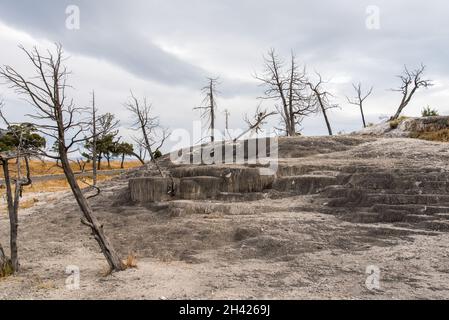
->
[346,82,373,128]
[255,49,314,135]
[390,64,433,120]
[234,104,276,141]
[0,44,125,271]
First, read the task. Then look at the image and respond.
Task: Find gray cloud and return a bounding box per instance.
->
[0,0,209,87]
[0,0,448,142]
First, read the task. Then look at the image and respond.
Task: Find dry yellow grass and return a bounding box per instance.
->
[0,159,142,210]
[411,129,449,142]
[19,198,39,209]
[17,174,115,194]
[0,175,117,211]
[389,116,408,129]
[123,252,138,269]
[1,159,142,178]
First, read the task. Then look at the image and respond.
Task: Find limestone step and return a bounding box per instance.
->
[402,214,436,223]
[371,204,428,215]
[418,221,449,232]
[435,213,449,219]
[215,192,267,202]
[366,194,449,206]
[272,175,337,194]
[340,211,380,223]
[276,164,335,177]
[179,176,223,200]
[129,177,177,202]
[424,206,449,214]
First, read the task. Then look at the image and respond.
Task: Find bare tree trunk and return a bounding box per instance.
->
[132,152,145,165]
[195,78,218,142]
[308,78,335,136]
[11,160,23,271]
[120,153,125,169]
[58,147,125,271]
[321,109,333,136]
[360,104,367,128]
[209,81,215,142]
[97,155,102,170]
[0,44,125,272]
[288,55,296,136]
[317,93,333,136]
[1,159,18,271]
[392,102,410,120]
[92,91,97,186]
[0,244,6,265]
[0,243,12,277]
[142,126,165,177]
[0,244,7,266]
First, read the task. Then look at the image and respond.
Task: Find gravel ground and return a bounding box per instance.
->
[1,136,449,299]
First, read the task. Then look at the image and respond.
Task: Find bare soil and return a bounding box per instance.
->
[1,136,449,299]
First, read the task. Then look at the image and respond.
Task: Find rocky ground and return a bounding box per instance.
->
[1,134,449,299]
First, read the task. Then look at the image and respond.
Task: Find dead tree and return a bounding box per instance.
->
[0,44,125,271]
[391,64,433,120]
[307,72,338,136]
[233,105,276,142]
[125,92,170,178]
[0,105,34,273]
[346,83,373,128]
[255,49,314,136]
[194,78,219,142]
[223,109,231,139]
[131,138,147,165]
[0,152,31,273]
[91,91,97,185]
[76,158,87,172]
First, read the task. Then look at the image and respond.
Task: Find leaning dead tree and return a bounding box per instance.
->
[194,77,219,142]
[0,44,126,271]
[131,138,147,165]
[126,92,170,178]
[346,83,373,128]
[307,72,338,136]
[233,105,276,142]
[256,49,315,136]
[391,64,433,120]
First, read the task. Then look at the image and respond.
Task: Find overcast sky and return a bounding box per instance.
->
[0,0,448,151]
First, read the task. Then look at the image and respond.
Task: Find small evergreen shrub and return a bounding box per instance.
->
[153,149,162,159]
[421,106,439,117]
